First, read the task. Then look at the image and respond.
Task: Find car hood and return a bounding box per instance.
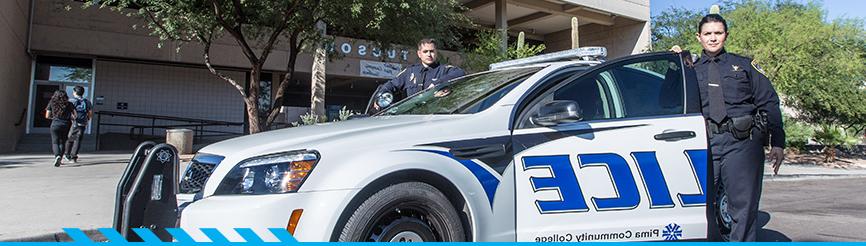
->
[198,115,466,157]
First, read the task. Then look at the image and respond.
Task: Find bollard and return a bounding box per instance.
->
[165,129,194,154]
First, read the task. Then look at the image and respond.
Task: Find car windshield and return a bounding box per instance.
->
[378,67,541,115]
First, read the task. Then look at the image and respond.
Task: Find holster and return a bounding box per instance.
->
[754,111,769,134]
[729,115,754,140]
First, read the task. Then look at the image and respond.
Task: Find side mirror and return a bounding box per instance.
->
[377,92,394,109]
[530,100,582,127]
[364,83,393,115]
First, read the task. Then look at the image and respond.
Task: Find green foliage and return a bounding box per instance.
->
[337,106,357,121]
[462,30,546,72]
[290,106,356,127]
[292,111,325,127]
[651,6,704,53]
[652,0,866,137]
[783,114,813,150]
[813,124,858,148]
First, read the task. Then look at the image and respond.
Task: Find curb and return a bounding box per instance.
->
[0,229,107,242]
[764,173,866,181]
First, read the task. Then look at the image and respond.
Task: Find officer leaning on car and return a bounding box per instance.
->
[373,38,465,110]
[676,11,786,242]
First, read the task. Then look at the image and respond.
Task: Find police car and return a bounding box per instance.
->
[176,47,718,242]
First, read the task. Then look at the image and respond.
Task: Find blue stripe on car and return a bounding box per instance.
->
[413,149,500,207]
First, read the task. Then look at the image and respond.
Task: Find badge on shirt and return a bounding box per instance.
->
[409,73,416,84]
[751,60,768,77]
[731,65,740,71]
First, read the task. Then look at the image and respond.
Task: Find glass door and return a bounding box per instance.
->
[29,56,93,133]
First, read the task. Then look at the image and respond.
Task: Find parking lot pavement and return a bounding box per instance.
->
[0,152,130,241]
[759,177,866,241]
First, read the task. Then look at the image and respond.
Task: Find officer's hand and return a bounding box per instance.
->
[373,102,380,111]
[670,45,683,53]
[768,147,785,175]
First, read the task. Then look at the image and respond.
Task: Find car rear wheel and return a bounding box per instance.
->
[338,182,465,242]
[716,183,732,241]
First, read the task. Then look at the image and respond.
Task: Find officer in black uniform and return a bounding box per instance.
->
[373,38,465,110]
[692,14,785,241]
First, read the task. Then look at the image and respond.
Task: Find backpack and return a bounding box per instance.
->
[72,97,91,126]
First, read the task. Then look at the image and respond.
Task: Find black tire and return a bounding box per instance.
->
[338,182,465,242]
[715,183,732,242]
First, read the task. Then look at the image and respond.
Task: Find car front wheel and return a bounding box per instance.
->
[338,182,465,242]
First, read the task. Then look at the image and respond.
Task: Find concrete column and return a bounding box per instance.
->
[495,0,508,53]
[571,17,580,49]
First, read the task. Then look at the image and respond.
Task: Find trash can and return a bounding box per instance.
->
[166,128,194,154]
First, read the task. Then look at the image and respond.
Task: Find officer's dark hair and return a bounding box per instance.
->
[417,38,437,49]
[73,85,85,97]
[697,14,728,33]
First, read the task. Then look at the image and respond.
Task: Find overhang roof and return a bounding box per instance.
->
[460,0,648,40]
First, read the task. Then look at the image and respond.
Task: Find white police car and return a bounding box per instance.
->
[177,47,716,242]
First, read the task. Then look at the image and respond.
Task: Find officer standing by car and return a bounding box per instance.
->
[373,38,465,110]
[679,12,786,241]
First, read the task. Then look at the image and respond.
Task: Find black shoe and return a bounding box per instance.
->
[71,157,78,164]
[53,156,62,167]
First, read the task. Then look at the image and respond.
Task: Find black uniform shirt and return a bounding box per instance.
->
[379,62,465,97]
[695,49,785,147]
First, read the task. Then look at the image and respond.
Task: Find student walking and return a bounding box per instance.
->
[44,90,74,167]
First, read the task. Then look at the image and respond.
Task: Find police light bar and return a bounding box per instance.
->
[489,46,607,70]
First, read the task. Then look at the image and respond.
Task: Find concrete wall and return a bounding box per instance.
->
[541,0,651,58]
[544,20,652,58]
[93,60,246,134]
[0,0,32,153]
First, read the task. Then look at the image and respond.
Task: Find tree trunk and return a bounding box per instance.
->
[824,145,837,163]
[310,21,327,121]
[247,65,264,133]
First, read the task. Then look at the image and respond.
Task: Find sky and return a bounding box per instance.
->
[650,0,866,28]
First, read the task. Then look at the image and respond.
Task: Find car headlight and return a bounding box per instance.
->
[214,150,319,195]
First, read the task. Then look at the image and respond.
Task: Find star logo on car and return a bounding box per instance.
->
[662,223,682,241]
[156,150,172,164]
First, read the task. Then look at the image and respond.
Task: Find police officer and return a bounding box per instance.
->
[373,38,465,110]
[689,13,785,241]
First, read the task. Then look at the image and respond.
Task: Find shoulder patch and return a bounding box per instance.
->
[751,60,767,77]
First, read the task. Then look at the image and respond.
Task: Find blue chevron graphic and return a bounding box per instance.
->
[59,227,297,243]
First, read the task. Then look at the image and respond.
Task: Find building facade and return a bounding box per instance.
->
[0,0,650,153]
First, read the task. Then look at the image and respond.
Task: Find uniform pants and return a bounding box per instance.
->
[710,129,765,242]
[49,122,70,157]
[65,125,86,158]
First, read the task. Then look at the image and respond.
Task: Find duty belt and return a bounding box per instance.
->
[706,114,756,140]
[706,119,733,135]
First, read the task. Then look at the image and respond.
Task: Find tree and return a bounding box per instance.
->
[462,30,546,72]
[651,0,866,151]
[80,0,470,133]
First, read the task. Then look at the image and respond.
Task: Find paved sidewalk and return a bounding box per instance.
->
[0,152,863,241]
[764,163,866,181]
[0,152,130,241]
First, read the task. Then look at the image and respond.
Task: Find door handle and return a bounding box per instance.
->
[654,131,696,142]
[450,144,507,159]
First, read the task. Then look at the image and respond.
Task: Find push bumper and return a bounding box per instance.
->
[180,189,357,242]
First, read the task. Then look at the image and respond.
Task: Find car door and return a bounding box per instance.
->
[511,53,709,242]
